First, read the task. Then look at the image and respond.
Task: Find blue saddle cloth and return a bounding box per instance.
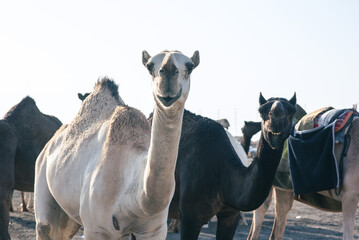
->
[288,123,339,195]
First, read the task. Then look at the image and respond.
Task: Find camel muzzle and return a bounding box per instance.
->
[157,88,182,107]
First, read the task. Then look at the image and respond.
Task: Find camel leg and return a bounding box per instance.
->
[133,224,167,240]
[247,187,273,240]
[35,159,57,239]
[20,191,29,212]
[238,211,248,225]
[35,185,80,240]
[342,120,359,240]
[9,190,14,212]
[180,214,205,240]
[168,218,180,233]
[342,191,358,240]
[216,208,241,240]
[0,190,12,240]
[270,188,294,240]
[24,192,34,212]
[35,158,80,240]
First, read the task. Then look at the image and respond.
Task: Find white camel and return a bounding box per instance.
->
[248,109,359,240]
[34,50,200,240]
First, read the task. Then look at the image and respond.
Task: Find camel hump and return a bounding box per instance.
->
[74,77,125,129]
[93,77,121,103]
[4,96,38,120]
[3,96,62,137]
[108,106,151,150]
[18,96,36,106]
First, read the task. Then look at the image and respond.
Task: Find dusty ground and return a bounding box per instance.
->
[8,190,359,239]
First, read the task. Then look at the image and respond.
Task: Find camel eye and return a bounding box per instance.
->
[159,69,164,73]
[186,63,194,74]
[146,62,154,74]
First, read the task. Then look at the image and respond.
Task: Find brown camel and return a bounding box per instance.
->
[0,97,61,240]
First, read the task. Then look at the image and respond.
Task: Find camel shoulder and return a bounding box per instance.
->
[107,106,151,150]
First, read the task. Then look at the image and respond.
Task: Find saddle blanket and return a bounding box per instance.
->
[288,122,339,195]
[296,107,354,143]
[289,108,357,194]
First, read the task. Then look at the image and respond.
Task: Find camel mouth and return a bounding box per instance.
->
[270,131,281,136]
[267,131,283,149]
[157,88,182,107]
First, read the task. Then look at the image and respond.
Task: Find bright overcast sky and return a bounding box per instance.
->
[1,1,358,138]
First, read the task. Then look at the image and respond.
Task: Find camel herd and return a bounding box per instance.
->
[0,50,358,240]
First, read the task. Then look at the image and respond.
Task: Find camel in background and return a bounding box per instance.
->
[0,97,61,240]
[247,107,359,240]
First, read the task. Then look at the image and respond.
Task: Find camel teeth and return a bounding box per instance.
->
[271,132,281,136]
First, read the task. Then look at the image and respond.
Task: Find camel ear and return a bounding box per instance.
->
[289,92,296,106]
[142,50,151,66]
[259,92,267,105]
[191,51,200,69]
[78,93,84,101]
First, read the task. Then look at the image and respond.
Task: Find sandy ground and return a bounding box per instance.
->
[8,190,359,239]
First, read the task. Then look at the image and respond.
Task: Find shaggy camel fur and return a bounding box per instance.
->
[247,108,359,240]
[34,50,199,240]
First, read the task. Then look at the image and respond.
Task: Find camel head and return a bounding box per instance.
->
[142,50,200,110]
[258,93,296,149]
[241,121,262,138]
[216,119,230,129]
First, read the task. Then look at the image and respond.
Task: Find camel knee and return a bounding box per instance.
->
[36,223,52,240]
[168,218,180,233]
[239,212,248,225]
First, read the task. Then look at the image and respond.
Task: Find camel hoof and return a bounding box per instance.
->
[20,204,29,212]
[167,223,179,233]
[167,227,179,233]
[239,219,248,226]
[239,213,248,225]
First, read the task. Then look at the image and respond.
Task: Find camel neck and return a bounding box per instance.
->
[141,106,184,214]
[241,135,252,155]
[227,134,283,211]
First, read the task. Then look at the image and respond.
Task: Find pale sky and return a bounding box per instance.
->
[1,1,358,139]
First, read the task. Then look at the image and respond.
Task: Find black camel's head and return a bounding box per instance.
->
[258,92,297,149]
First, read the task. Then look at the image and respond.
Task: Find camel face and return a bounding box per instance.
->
[259,93,296,149]
[142,50,199,110]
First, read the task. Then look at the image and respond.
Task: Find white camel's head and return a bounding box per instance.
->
[142,50,200,110]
